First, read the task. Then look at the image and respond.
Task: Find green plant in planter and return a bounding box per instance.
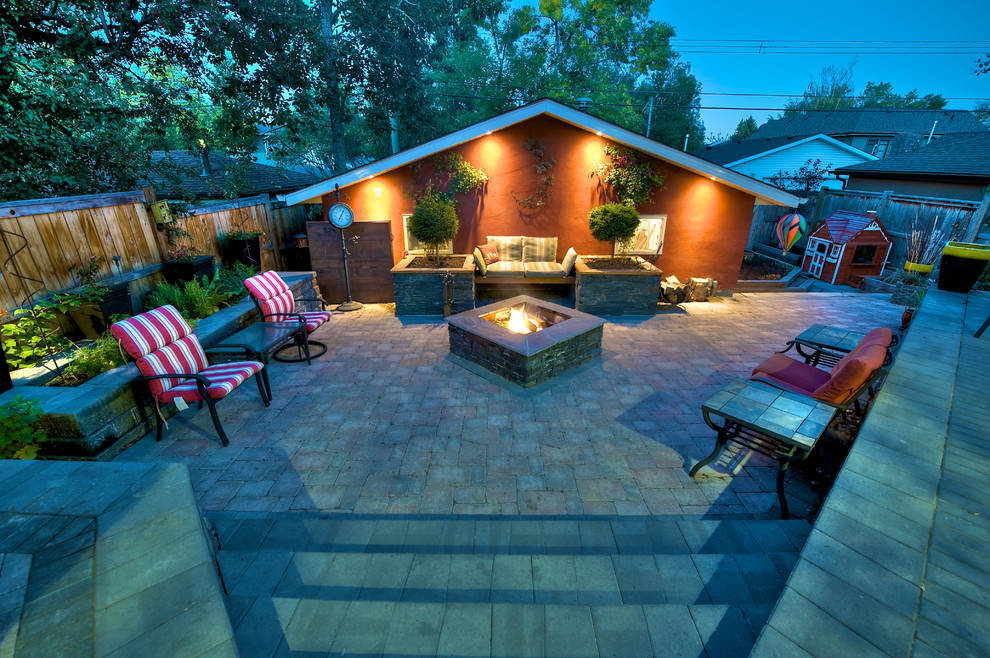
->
[2,301,75,371]
[588,203,641,258]
[408,190,459,266]
[49,331,127,386]
[69,254,105,286]
[0,395,47,459]
[218,229,265,246]
[145,271,235,320]
[165,225,206,262]
[592,145,667,207]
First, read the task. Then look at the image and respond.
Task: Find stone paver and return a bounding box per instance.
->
[114,293,902,518]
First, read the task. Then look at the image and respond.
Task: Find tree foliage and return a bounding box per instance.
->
[767,158,831,196]
[408,191,459,266]
[588,202,640,257]
[732,116,758,139]
[783,64,945,116]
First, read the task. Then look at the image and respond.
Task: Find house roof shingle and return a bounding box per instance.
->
[832,131,990,181]
[149,151,323,199]
[692,133,873,166]
[750,109,988,140]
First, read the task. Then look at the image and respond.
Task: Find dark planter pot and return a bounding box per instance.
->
[65,282,133,339]
[220,237,261,270]
[163,255,215,285]
[937,242,990,293]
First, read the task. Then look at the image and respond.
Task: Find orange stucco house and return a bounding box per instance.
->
[282,99,800,300]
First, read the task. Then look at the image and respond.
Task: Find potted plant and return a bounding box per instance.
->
[60,255,133,338]
[904,217,945,274]
[407,191,459,268]
[587,202,641,259]
[218,229,264,270]
[163,225,215,284]
[901,289,926,330]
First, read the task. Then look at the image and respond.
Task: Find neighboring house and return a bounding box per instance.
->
[746,109,988,159]
[693,134,877,190]
[283,98,800,292]
[148,150,323,200]
[833,132,990,202]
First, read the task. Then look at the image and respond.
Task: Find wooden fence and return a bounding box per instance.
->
[0,189,310,311]
[751,189,988,266]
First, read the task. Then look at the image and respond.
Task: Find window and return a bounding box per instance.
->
[830,244,841,258]
[865,139,891,158]
[852,245,878,264]
[402,214,452,255]
[628,215,667,255]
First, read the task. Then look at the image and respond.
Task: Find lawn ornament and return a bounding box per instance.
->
[776,213,806,255]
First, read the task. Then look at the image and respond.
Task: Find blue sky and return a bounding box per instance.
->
[649,0,990,139]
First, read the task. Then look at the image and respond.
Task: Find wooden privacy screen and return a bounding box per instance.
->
[0,191,161,309]
[0,190,310,311]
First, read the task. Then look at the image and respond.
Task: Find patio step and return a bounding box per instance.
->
[212,514,809,656]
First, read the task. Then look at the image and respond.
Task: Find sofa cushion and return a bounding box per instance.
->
[487,236,524,262]
[561,247,578,276]
[487,261,526,277]
[525,262,566,278]
[815,343,887,404]
[523,237,558,263]
[473,248,487,277]
[478,242,500,265]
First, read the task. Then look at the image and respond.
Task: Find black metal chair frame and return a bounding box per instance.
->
[134,346,270,446]
[249,295,331,363]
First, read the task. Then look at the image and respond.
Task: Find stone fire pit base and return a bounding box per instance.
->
[446,295,606,387]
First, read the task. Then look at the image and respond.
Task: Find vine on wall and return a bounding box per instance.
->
[512,137,556,210]
[592,145,666,207]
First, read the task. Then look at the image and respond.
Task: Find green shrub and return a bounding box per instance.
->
[0,395,47,459]
[588,203,641,257]
[2,302,74,371]
[145,272,234,320]
[50,332,127,386]
[408,190,458,266]
[214,262,256,299]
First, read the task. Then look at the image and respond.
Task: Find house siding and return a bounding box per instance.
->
[844,176,987,202]
[325,115,758,289]
[732,140,873,186]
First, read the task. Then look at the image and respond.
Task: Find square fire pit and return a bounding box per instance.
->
[446,295,606,387]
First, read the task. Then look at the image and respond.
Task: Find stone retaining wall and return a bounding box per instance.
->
[391,255,476,316]
[574,256,663,315]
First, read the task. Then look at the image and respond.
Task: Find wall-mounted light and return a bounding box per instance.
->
[595,131,603,136]
[710,176,717,181]
[485,131,493,135]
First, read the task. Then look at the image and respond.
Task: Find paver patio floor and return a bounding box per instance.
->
[114,292,902,519]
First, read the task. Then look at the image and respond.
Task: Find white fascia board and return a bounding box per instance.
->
[725,134,879,169]
[283,99,802,208]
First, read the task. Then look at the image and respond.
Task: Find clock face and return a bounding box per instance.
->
[327,202,354,229]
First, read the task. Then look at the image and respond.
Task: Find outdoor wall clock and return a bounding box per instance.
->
[326,202,354,229]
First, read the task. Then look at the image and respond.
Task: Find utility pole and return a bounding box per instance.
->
[645,97,654,137]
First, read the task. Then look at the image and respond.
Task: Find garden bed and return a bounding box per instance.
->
[575,256,662,315]
[0,272,321,457]
[391,254,475,316]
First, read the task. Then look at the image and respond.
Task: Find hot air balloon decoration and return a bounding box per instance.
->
[775,213,806,255]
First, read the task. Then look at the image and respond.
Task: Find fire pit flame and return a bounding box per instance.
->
[508,307,537,334]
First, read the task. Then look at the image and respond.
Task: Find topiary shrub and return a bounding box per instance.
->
[409,190,458,266]
[588,203,641,258]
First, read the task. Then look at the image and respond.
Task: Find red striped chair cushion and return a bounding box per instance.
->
[261,290,296,319]
[300,311,332,332]
[244,271,290,301]
[157,361,263,403]
[111,305,192,358]
[135,335,210,397]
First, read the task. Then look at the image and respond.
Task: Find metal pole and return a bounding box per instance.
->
[645,97,653,138]
[336,227,363,312]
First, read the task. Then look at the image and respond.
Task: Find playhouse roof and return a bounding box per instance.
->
[281,99,802,208]
[812,210,889,244]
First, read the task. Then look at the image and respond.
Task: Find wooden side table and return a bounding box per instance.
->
[690,378,838,518]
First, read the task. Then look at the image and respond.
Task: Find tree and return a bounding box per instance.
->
[732,116,758,139]
[408,191,459,266]
[977,55,990,76]
[588,203,640,257]
[784,63,856,115]
[973,100,990,128]
[859,81,945,109]
[767,159,831,197]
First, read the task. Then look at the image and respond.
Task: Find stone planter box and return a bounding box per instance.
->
[0,272,321,457]
[391,255,476,316]
[575,256,663,316]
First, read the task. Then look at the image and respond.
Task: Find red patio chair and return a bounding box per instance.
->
[110,305,269,446]
[750,328,893,414]
[244,271,332,362]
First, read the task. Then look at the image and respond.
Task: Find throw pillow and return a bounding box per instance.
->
[473,247,488,277]
[561,247,578,276]
[478,242,500,265]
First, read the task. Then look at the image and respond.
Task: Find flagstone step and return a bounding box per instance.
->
[210,513,811,556]
[229,600,771,658]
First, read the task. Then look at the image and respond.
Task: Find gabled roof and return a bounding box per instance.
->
[811,210,889,244]
[693,133,876,166]
[149,151,323,199]
[282,99,801,207]
[750,109,988,141]
[833,131,990,182]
